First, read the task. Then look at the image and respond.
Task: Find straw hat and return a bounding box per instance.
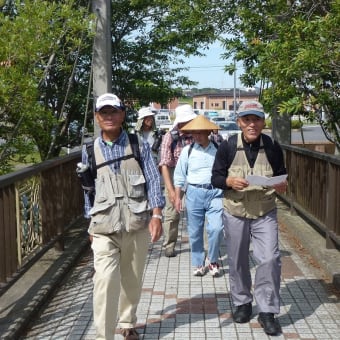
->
[180,115,220,132]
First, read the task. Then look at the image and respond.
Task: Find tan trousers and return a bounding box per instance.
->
[91,228,149,340]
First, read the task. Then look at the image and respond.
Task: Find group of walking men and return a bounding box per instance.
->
[80,93,288,339]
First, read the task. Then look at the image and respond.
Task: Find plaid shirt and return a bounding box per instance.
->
[82,131,165,218]
[159,130,194,168]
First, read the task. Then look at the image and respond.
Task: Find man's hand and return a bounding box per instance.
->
[273,180,288,194]
[227,176,249,191]
[149,217,162,242]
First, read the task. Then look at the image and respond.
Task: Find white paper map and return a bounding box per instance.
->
[245,174,288,187]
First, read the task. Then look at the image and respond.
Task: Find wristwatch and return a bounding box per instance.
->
[152,214,163,220]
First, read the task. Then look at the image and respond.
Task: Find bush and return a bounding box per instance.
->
[265,119,303,129]
[291,120,303,129]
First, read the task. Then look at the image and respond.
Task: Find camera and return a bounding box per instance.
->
[76,163,95,192]
[151,129,166,152]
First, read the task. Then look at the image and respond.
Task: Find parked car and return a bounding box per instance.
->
[217,121,241,140]
[155,113,171,127]
[210,116,227,124]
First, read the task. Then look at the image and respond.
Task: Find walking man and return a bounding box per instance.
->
[81,93,165,340]
[211,101,288,336]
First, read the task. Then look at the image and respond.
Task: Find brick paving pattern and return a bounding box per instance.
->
[21,214,340,339]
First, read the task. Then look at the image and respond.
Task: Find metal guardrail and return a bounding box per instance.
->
[0,151,83,290]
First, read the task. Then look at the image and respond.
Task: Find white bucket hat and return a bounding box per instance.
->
[138,107,155,120]
[172,104,197,128]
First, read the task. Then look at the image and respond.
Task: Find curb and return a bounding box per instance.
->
[277,200,340,290]
[0,219,90,340]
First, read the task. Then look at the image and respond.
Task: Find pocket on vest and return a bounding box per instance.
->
[125,200,149,231]
[88,201,122,234]
[127,174,146,198]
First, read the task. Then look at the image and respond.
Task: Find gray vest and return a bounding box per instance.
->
[223,134,276,219]
[88,137,150,235]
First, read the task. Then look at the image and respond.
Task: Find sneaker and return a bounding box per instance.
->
[120,328,139,340]
[208,262,220,277]
[193,266,206,276]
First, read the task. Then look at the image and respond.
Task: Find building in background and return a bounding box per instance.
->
[192,88,259,112]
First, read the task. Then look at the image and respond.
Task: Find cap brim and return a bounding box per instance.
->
[238,110,264,118]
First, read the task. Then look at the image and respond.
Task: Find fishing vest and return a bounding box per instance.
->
[88,138,150,235]
[223,134,276,219]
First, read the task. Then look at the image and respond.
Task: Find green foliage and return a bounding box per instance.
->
[0,0,93,174]
[0,0,227,174]
[220,0,340,151]
[265,119,303,130]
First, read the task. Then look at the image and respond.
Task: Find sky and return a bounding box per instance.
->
[179,41,244,89]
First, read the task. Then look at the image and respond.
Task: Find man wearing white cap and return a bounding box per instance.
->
[212,100,288,336]
[159,104,197,257]
[81,93,165,340]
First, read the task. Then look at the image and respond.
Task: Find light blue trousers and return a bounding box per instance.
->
[185,185,223,267]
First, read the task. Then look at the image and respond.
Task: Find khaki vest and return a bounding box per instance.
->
[223,134,276,219]
[88,137,150,235]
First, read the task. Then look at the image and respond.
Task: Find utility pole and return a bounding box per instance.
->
[92,0,112,137]
[233,59,237,116]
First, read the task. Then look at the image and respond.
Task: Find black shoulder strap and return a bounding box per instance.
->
[87,134,142,178]
[228,134,276,171]
[211,141,218,149]
[261,134,277,171]
[187,142,195,157]
[170,139,177,155]
[225,135,238,169]
[86,141,96,178]
[187,140,218,158]
[127,133,143,170]
[185,141,218,174]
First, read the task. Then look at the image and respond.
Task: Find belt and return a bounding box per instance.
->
[189,183,214,190]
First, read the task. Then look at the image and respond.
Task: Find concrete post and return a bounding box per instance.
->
[92,0,112,137]
[271,108,291,145]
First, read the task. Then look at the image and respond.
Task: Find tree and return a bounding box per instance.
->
[0,0,229,174]
[0,0,93,173]
[220,0,340,153]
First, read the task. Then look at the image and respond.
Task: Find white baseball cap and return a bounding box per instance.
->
[172,104,197,128]
[95,93,125,111]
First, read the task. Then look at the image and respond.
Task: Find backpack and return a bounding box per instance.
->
[187,140,218,158]
[86,133,142,179]
[225,133,278,171]
[185,141,218,174]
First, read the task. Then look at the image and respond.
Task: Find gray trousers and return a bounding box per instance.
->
[223,209,281,314]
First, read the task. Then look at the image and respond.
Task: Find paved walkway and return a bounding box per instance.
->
[19,208,340,339]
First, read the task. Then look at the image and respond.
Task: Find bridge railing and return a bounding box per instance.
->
[281,144,340,249]
[0,146,339,288]
[0,151,83,289]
